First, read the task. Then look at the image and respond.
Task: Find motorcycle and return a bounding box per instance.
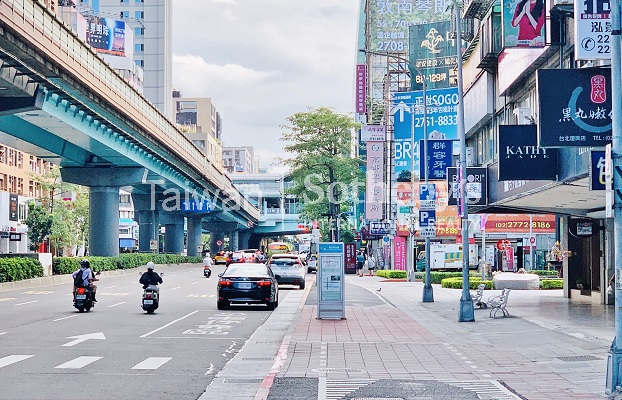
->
[73,272,100,313]
[204,265,212,278]
[141,272,163,314]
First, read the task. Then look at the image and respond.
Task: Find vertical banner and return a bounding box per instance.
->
[344,243,357,274]
[574,0,611,60]
[9,194,18,221]
[366,141,385,220]
[356,64,367,114]
[409,21,458,91]
[502,0,546,48]
[393,236,407,271]
[419,139,453,179]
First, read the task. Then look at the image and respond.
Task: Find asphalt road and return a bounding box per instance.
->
[0,263,299,400]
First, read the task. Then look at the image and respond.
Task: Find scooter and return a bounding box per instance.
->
[204,265,212,278]
[142,285,160,314]
[73,272,100,313]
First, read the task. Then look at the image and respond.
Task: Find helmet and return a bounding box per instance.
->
[147,262,155,270]
[80,259,90,269]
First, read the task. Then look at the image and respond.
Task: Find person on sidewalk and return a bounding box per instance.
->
[356,251,365,277]
[367,254,376,276]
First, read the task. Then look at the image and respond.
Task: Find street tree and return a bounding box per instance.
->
[24,203,53,251]
[280,107,362,241]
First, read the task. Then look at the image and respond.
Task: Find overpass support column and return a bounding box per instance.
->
[238,230,251,250]
[136,210,158,252]
[164,216,185,254]
[230,230,239,251]
[89,186,120,257]
[187,217,203,256]
[210,231,225,254]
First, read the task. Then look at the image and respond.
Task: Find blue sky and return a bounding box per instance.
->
[172,0,360,169]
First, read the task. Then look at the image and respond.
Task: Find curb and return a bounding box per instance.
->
[253,275,316,400]
[0,262,200,293]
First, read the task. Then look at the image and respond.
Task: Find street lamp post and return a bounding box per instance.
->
[359,49,433,301]
[453,2,475,322]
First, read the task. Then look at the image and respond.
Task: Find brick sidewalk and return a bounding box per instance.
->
[275,278,610,399]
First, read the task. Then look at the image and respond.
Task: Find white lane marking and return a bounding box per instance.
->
[169,274,177,277]
[15,300,38,306]
[53,315,78,322]
[131,357,172,370]
[0,355,34,368]
[204,363,215,375]
[170,286,181,290]
[0,332,7,336]
[106,286,117,289]
[107,302,126,308]
[54,356,102,369]
[140,310,201,338]
[208,294,215,298]
[191,282,199,285]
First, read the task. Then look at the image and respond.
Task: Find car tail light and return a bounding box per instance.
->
[257,280,271,287]
[77,287,85,294]
[219,279,232,286]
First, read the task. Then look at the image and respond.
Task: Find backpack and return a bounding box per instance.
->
[74,268,85,287]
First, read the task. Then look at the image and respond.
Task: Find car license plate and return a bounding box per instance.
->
[143,299,153,305]
[76,295,86,300]
[237,282,252,289]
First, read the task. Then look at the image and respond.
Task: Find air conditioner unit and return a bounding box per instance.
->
[513,107,534,125]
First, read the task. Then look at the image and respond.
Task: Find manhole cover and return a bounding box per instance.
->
[223,378,264,383]
[558,355,601,362]
[312,368,365,372]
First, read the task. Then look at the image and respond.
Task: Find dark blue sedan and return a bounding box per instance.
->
[217,263,279,310]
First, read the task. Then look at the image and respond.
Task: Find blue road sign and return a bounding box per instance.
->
[419,183,437,201]
[180,199,213,213]
[419,139,453,180]
[419,210,436,227]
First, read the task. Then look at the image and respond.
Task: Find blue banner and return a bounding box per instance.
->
[393,88,459,180]
[419,139,453,180]
[590,150,606,190]
[181,200,213,213]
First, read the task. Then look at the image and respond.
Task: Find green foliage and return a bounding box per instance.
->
[280,107,362,236]
[415,271,465,284]
[441,277,494,289]
[540,279,563,289]
[0,258,44,283]
[24,202,53,251]
[53,254,202,275]
[376,270,407,279]
[529,269,559,276]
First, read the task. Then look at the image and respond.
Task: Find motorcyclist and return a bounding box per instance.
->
[72,259,98,302]
[139,262,163,291]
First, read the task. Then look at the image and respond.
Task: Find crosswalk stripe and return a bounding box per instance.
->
[55,356,102,369]
[0,355,34,369]
[131,357,172,370]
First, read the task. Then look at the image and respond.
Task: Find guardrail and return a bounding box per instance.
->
[0,0,258,220]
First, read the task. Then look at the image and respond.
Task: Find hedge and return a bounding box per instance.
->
[0,257,44,283]
[530,270,559,276]
[53,254,202,275]
[441,277,494,289]
[376,270,407,279]
[540,279,563,289]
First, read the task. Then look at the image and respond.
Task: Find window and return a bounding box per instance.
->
[0,146,4,163]
[17,152,23,169]
[135,59,144,67]
[135,44,144,52]
[135,11,144,19]
[134,27,144,35]
[120,11,129,18]
[17,178,23,195]
[8,175,16,193]
[119,194,131,204]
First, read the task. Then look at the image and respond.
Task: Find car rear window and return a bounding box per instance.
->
[271,258,299,266]
[224,265,267,276]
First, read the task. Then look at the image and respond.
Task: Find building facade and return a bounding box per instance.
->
[222,146,255,174]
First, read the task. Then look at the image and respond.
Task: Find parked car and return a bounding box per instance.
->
[268,253,306,289]
[217,263,279,310]
[214,251,228,265]
[306,254,317,274]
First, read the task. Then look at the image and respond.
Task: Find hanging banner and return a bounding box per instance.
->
[447,167,488,207]
[408,21,458,91]
[537,68,612,147]
[590,150,606,190]
[419,139,453,180]
[498,125,557,181]
[356,64,367,114]
[502,0,546,48]
[365,141,384,220]
[393,236,407,271]
[574,0,611,60]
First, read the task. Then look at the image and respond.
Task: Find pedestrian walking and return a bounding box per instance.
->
[356,251,365,277]
[367,253,376,276]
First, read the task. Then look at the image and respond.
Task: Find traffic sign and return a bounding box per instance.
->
[528,236,536,247]
[496,239,511,251]
[419,227,436,237]
[216,239,223,246]
[149,240,157,250]
[419,183,436,201]
[419,210,436,227]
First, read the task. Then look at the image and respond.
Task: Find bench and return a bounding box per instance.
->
[470,283,487,309]
[488,288,511,319]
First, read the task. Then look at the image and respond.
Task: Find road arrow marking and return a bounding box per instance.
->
[62,332,106,347]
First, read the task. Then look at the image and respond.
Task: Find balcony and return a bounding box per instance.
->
[477,12,502,72]
[462,0,494,19]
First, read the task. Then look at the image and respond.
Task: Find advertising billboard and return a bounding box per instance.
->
[408,21,458,91]
[86,17,126,56]
[446,167,488,207]
[392,88,459,179]
[419,139,453,180]
[537,68,612,147]
[498,125,557,181]
[502,0,546,48]
[365,141,385,220]
[369,0,451,53]
[360,125,386,142]
[356,64,367,114]
[574,0,611,60]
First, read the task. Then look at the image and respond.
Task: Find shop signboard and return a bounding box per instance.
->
[574,0,611,60]
[502,0,546,48]
[344,243,357,275]
[393,236,407,271]
[537,68,612,147]
[408,21,458,91]
[446,167,488,207]
[356,64,367,114]
[498,125,557,181]
[366,141,385,220]
[419,139,453,180]
[318,243,345,319]
[590,150,606,190]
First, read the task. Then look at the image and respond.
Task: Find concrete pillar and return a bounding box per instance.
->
[137,210,158,252]
[164,217,184,254]
[238,230,251,250]
[89,186,120,257]
[187,216,204,256]
[230,230,239,251]
[210,231,225,254]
